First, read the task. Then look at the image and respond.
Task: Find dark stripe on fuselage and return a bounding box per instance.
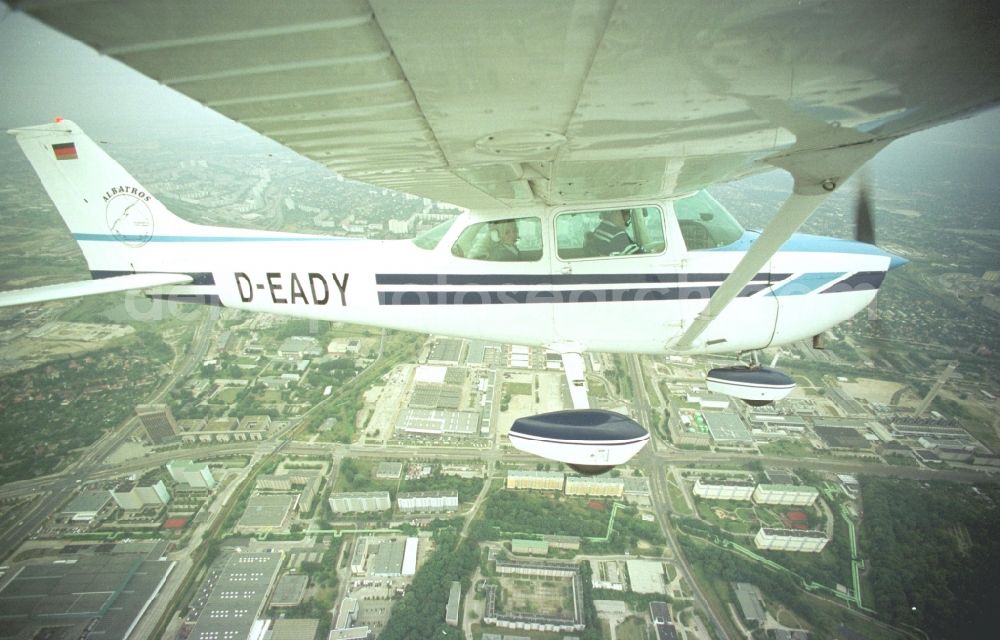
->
[375,272,790,286]
[378,284,768,305]
[820,271,886,294]
[146,294,224,307]
[91,270,216,286]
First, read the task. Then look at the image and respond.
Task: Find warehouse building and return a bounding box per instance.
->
[236,494,298,533]
[61,491,112,522]
[395,408,481,436]
[187,552,282,640]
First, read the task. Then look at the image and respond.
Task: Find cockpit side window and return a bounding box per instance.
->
[555,206,664,260]
[673,191,744,250]
[450,217,542,262]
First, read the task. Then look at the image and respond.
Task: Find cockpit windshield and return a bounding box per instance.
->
[673,191,744,250]
[412,217,457,250]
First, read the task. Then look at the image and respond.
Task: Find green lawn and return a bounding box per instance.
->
[616,616,651,640]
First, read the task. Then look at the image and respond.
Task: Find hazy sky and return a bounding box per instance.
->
[1,5,998,184]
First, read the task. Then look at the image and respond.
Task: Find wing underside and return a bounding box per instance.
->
[18,0,1000,208]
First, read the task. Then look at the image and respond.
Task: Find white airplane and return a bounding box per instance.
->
[4,1,999,472]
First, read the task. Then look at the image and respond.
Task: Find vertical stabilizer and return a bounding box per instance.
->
[8,119,200,272]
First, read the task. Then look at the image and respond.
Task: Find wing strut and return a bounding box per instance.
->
[674,142,891,351]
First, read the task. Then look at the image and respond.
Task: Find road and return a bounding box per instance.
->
[3,332,1000,637]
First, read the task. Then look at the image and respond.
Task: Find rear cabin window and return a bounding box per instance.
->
[555,206,664,260]
[450,217,542,262]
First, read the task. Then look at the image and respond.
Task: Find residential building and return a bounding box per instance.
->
[752,484,818,506]
[397,491,459,512]
[754,528,829,553]
[693,477,755,501]
[564,476,624,497]
[506,470,565,491]
[329,492,391,514]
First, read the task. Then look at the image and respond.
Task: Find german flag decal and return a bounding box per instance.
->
[52,142,77,160]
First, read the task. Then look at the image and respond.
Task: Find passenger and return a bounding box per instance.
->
[488,220,521,261]
[590,209,641,256]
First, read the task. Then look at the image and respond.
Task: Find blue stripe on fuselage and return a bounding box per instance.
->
[771,272,846,296]
[73,233,339,243]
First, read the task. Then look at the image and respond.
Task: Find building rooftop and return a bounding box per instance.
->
[270,618,320,640]
[370,539,407,576]
[188,552,282,640]
[61,490,112,516]
[0,553,174,640]
[703,412,753,443]
[237,493,297,530]
[271,574,309,607]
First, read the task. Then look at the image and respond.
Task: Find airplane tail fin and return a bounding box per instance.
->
[8,119,202,273]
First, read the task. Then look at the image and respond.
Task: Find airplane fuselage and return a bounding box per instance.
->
[114,203,899,356]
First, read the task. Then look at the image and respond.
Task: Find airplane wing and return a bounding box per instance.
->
[18,0,1000,209]
[0,273,193,307]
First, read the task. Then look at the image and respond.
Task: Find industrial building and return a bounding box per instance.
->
[236,494,298,532]
[135,403,179,444]
[0,552,174,640]
[60,490,112,522]
[166,460,216,489]
[649,602,680,640]
[370,539,407,577]
[732,582,767,625]
[626,560,666,594]
[446,581,462,626]
[278,335,322,358]
[693,477,755,501]
[269,618,320,640]
[752,484,819,506]
[428,338,463,364]
[187,552,282,640]
[402,537,418,576]
[397,491,459,512]
[394,408,481,437]
[511,539,550,556]
[179,415,270,444]
[703,412,753,444]
[110,480,171,511]
[506,470,565,491]
[754,528,829,553]
[329,492,391,514]
[564,475,624,498]
[495,559,578,578]
[271,574,308,608]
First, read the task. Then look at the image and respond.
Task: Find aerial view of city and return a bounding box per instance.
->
[1,5,999,640]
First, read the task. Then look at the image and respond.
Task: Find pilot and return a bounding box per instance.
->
[590,209,641,256]
[488,220,521,261]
